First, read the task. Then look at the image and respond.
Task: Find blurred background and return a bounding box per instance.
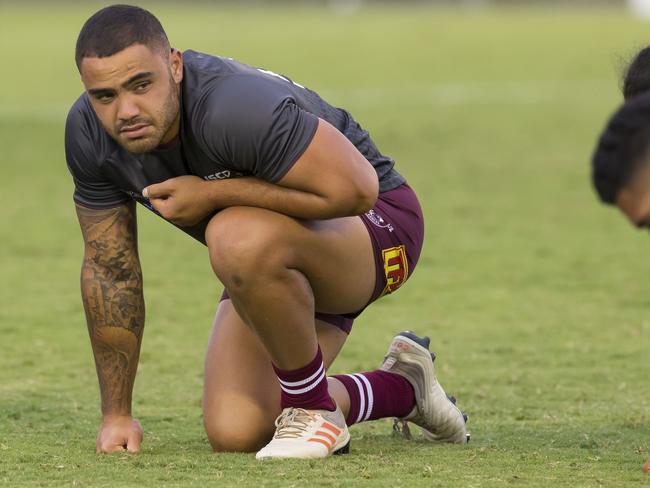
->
[1,0,650,485]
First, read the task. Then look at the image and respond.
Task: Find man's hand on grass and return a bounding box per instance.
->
[96,415,143,453]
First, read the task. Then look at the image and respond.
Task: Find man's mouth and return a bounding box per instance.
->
[120,123,151,139]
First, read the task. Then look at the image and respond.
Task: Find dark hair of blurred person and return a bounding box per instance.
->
[623,46,650,100]
[592,93,650,227]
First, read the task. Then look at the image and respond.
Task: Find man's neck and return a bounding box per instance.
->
[160,113,180,146]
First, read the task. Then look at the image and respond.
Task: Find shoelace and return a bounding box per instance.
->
[273,408,315,439]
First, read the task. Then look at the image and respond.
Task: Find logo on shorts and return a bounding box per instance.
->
[365,209,394,232]
[381,245,409,296]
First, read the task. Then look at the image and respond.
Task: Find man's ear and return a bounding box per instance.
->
[169,48,183,83]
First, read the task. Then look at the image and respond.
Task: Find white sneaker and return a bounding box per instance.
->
[256,406,350,460]
[381,331,470,444]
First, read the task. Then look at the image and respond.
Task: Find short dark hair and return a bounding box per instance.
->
[75,4,169,70]
[592,92,650,204]
[623,46,650,100]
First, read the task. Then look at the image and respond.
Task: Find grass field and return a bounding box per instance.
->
[1,2,650,486]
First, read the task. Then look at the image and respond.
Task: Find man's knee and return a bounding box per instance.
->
[205,207,294,289]
[203,402,275,453]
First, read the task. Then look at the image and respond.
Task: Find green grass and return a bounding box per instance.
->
[1,2,650,486]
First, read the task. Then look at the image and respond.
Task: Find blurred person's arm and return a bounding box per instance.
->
[76,201,144,453]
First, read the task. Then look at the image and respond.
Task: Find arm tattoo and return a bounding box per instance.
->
[76,202,144,416]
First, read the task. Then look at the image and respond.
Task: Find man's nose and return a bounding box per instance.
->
[117,95,140,122]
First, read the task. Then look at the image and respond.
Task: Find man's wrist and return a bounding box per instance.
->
[203,177,230,208]
[102,411,133,422]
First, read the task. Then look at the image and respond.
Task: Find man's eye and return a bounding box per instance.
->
[96,94,114,103]
[135,82,151,92]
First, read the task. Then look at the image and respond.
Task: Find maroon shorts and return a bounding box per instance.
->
[220,183,425,334]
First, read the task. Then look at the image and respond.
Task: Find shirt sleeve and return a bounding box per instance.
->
[196,74,319,182]
[64,100,129,209]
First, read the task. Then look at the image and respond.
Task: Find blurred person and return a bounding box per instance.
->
[594,46,650,473]
[66,4,469,459]
[592,67,650,472]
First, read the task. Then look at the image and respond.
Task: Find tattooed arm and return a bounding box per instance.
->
[76,201,145,453]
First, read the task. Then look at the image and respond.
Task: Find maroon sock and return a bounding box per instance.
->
[332,370,415,425]
[273,346,336,411]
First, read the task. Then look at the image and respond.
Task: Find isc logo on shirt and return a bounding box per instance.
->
[203,170,246,181]
[381,245,409,296]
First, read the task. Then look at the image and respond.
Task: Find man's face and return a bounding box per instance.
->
[79,44,183,154]
[616,162,650,229]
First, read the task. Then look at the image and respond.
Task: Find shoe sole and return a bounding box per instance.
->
[332,440,350,455]
[257,437,350,460]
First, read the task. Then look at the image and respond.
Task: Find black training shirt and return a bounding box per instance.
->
[65,50,405,243]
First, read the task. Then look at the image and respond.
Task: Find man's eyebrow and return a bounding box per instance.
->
[87,72,155,97]
[123,72,155,88]
[88,87,115,98]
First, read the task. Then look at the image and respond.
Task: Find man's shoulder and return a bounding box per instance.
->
[66,95,99,136]
[182,49,256,80]
[182,50,295,107]
[65,93,93,132]
[65,93,113,165]
[181,49,242,98]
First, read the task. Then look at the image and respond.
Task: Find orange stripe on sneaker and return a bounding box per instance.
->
[308,438,333,450]
[315,430,336,444]
[322,422,341,436]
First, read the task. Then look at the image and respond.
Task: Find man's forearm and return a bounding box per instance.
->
[143,121,380,224]
[203,120,379,220]
[205,177,372,220]
[77,202,144,417]
[81,264,144,416]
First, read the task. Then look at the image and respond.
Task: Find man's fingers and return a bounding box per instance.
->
[126,441,141,453]
[149,198,162,213]
[643,456,650,473]
[97,442,127,454]
[148,198,169,218]
[105,444,128,453]
[126,423,143,453]
[143,181,172,199]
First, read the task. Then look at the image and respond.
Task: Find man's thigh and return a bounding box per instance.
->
[205,207,376,315]
[202,299,348,451]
